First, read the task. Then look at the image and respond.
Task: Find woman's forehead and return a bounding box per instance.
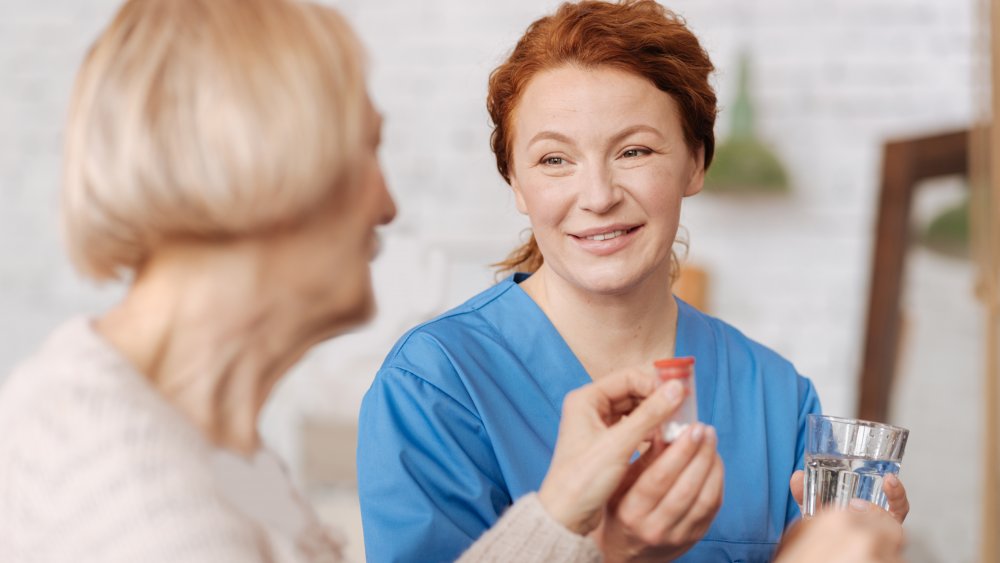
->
[513,66,681,142]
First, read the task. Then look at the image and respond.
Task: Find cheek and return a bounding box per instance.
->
[637,170,685,222]
[519,181,574,231]
[648,192,682,222]
[310,218,371,287]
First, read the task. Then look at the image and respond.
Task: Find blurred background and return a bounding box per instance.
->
[1,0,993,561]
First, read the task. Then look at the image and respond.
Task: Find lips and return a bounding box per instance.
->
[368,231,382,260]
[583,229,628,242]
[569,224,643,256]
[570,224,642,240]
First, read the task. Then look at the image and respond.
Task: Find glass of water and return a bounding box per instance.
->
[803,414,909,517]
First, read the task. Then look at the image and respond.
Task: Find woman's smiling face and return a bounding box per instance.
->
[508,64,705,295]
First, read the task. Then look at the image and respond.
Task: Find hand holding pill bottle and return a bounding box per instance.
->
[654,357,697,442]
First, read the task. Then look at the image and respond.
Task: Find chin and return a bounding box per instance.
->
[590,245,676,290]
[339,285,377,327]
[559,256,670,296]
[311,278,377,341]
[573,269,645,295]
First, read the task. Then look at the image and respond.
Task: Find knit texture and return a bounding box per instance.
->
[0,318,341,563]
[457,494,602,563]
[0,318,601,562]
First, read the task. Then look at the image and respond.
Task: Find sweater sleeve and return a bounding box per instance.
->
[456,494,602,563]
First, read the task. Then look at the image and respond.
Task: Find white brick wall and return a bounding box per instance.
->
[0,1,982,560]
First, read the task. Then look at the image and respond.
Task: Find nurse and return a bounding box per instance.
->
[357,1,909,562]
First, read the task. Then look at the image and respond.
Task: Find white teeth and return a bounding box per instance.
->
[585,229,626,241]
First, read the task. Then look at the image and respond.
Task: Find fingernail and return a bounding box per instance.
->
[849,499,870,512]
[886,474,898,488]
[690,423,705,443]
[661,380,683,401]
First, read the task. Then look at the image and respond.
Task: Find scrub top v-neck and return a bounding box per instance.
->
[358,273,821,563]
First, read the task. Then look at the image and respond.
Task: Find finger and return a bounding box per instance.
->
[825,511,884,563]
[608,440,664,509]
[775,511,847,563]
[560,373,642,425]
[871,509,905,557]
[583,365,658,408]
[773,516,809,561]
[608,395,642,418]
[646,425,719,530]
[602,379,687,459]
[847,506,905,558]
[616,422,705,517]
[560,367,655,429]
[672,448,724,539]
[882,474,909,523]
[789,470,804,506]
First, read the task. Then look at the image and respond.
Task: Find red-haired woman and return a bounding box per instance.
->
[358,1,910,561]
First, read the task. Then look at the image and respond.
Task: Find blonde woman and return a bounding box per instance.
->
[0,1,695,562]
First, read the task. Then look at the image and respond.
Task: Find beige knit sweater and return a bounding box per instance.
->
[0,318,601,563]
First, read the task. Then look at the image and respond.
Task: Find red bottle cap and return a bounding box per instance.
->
[653,357,695,369]
[653,357,695,379]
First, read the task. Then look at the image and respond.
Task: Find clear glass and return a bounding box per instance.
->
[655,358,698,442]
[803,414,909,517]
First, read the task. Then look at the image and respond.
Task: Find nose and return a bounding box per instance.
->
[577,163,622,214]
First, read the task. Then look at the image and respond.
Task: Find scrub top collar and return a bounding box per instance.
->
[505,273,718,426]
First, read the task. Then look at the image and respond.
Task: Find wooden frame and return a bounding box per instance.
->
[856,129,969,423]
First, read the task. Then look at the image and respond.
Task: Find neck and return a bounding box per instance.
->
[520,265,678,379]
[95,242,343,456]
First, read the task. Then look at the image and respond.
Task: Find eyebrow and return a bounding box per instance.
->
[526,124,665,149]
[527,130,575,148]
[609,124,664,146]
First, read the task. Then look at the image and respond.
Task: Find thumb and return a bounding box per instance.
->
[790,470,804,506]
[605,379,686,458]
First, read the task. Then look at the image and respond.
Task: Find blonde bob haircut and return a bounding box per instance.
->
[62,0,368,280]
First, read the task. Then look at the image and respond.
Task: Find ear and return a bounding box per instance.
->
[684,145,706,197]
[510,175,529,215]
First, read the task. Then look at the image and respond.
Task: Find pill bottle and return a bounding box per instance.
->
[654,357,697,442]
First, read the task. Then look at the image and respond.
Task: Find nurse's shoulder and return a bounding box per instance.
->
[678,299,810,389]
[375,278,521,396]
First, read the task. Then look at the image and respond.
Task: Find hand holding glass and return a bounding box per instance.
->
[803,414,909,517]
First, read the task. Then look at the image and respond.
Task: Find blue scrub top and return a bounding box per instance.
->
[358,274,821,562]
